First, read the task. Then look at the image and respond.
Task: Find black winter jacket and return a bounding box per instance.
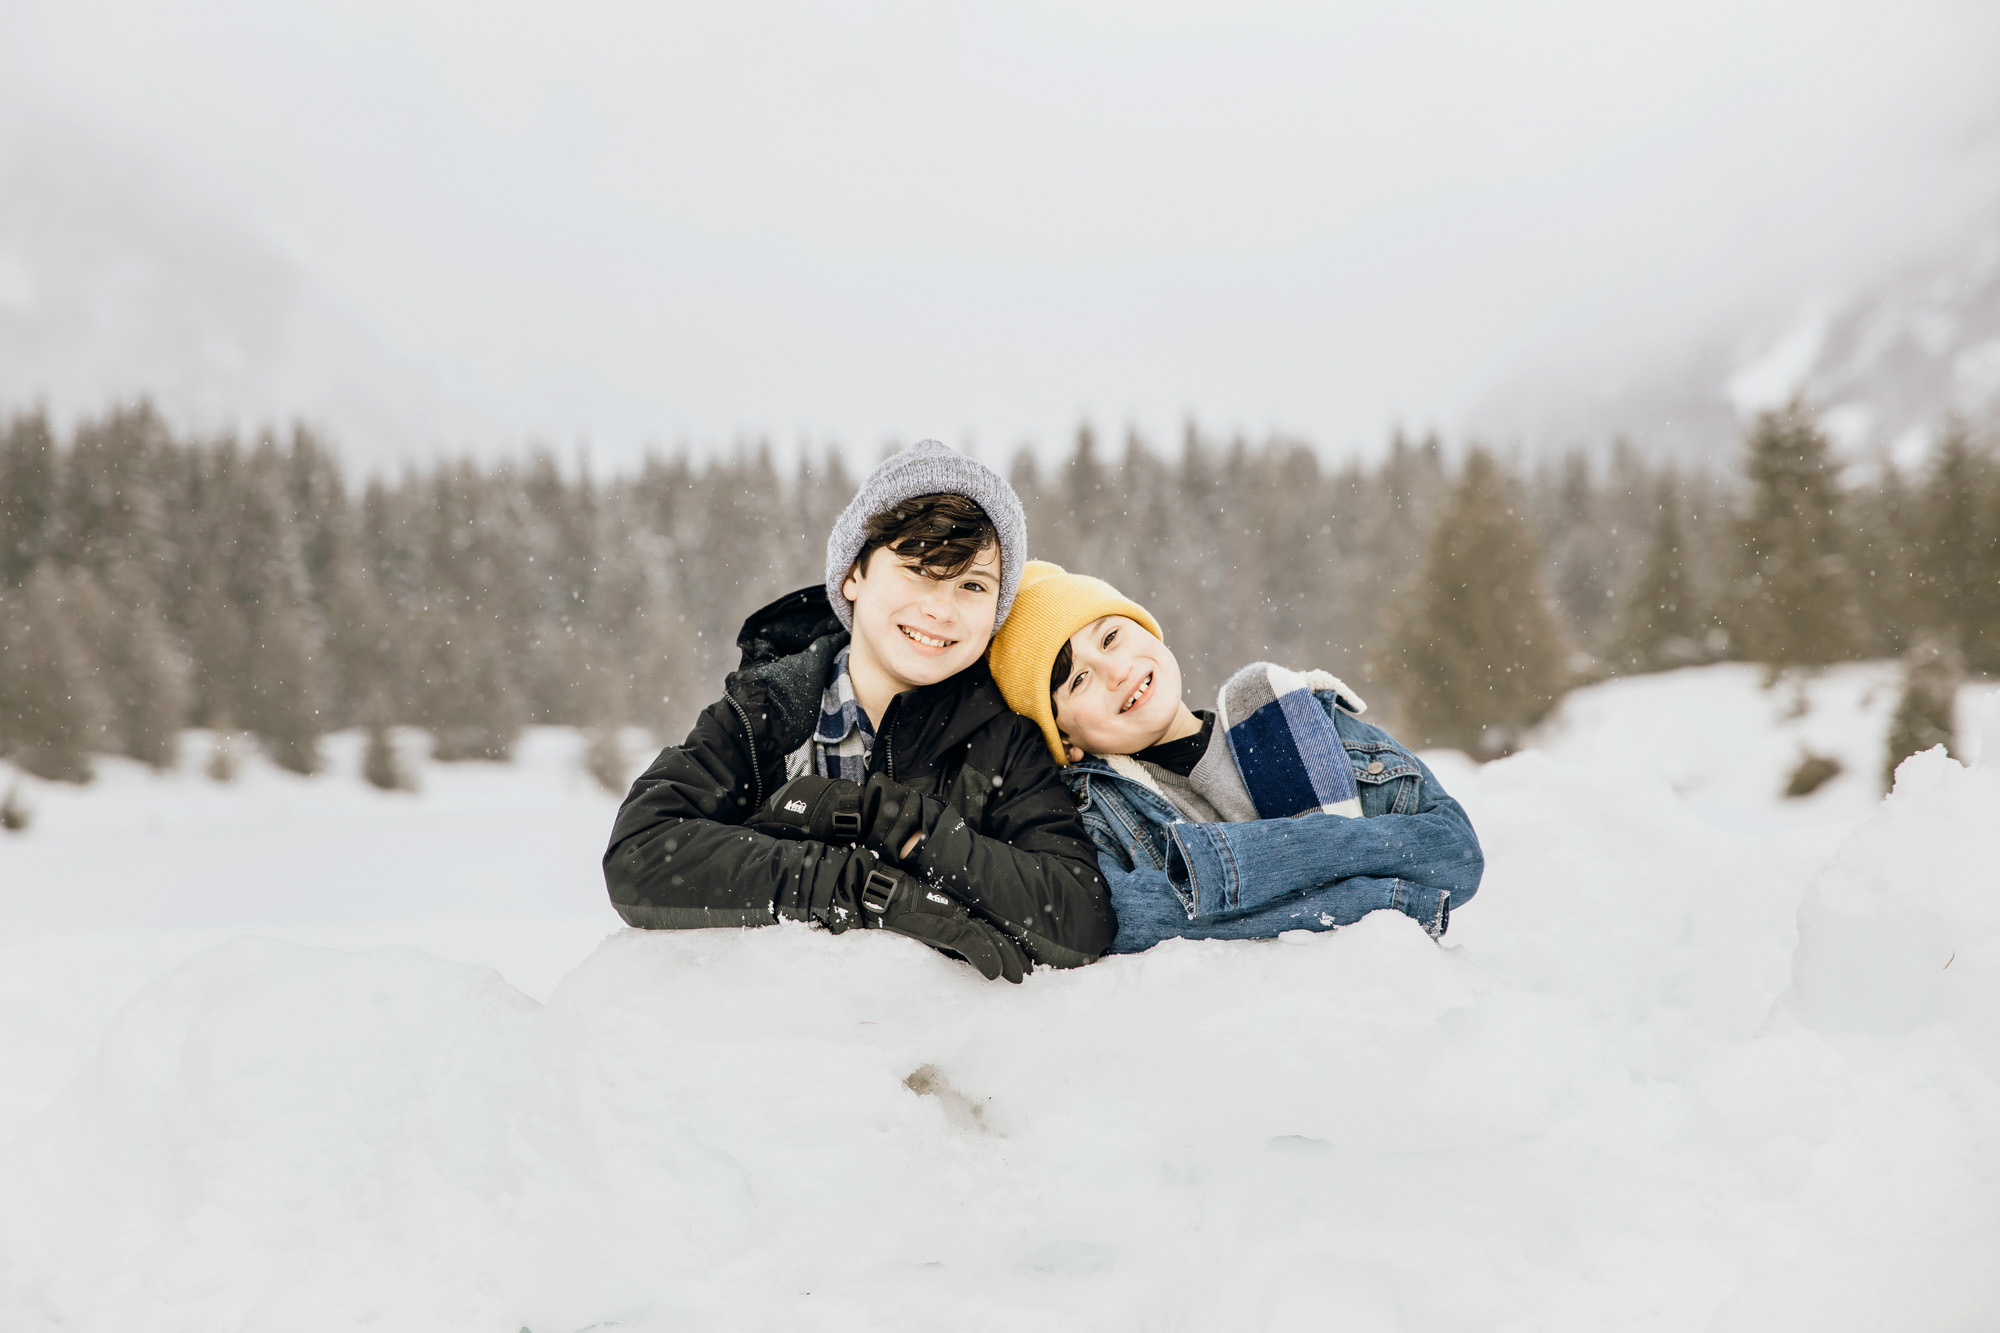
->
[603,586,1116,967]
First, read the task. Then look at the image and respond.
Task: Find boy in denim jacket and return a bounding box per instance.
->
[988,562,1482,954]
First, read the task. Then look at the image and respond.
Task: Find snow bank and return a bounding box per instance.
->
[3,680,1997,1330]
[1702,719,2000,1332]
[0,727,626,1140]
[1526,661,1985,834]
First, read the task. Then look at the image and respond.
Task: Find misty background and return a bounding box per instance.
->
[3,0,1999,801]
[4,0,1999,470]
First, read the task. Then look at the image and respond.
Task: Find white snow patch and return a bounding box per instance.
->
[2,674,1998,1329]
[1951,336,2000,407]
[1887,421,1934,472]
[1818,401,1874,454]
[1726,306,1829,418]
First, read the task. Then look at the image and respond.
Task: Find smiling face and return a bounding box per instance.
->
[1050,614,1189,758]
[842,541,1002,707]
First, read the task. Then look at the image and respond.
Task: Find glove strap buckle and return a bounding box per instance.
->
[862,868,898,915]
[831,808,862,839]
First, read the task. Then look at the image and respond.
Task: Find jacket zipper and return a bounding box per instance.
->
[725,692,764,811]
[876,695,900,782]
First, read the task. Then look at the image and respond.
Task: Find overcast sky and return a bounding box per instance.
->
[4,0,1998,466]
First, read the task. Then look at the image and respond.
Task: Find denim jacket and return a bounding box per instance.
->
[1062,689,1484,953]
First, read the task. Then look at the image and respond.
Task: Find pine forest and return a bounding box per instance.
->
[2,400,1995,789]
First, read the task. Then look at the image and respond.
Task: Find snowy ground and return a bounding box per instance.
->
[2,664,1997,1331]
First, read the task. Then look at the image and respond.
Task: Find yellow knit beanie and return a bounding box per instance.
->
[987,560,1164,765]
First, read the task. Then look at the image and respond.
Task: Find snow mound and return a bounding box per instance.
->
[1785,738,2000,1042]
[3,693,1999,1329]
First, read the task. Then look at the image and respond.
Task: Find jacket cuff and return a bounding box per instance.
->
[1164,822,1237,917]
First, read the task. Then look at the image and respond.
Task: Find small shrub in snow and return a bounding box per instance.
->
[1783,750,1843,798]
[362,722,416,793]
[0,782,28,832]
[1883,636,1960,789]
[263,730,322,777]
[430,726,516,763]
[583,728,631,794]
[206,729,239,783]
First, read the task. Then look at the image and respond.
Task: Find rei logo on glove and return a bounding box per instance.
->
[926,892,952,906]
[784,799,809,813]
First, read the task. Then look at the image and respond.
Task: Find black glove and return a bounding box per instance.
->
[747,774,864,843]
[857,861,1029,984]
[855,773,946,866]
[771,846,1026,983]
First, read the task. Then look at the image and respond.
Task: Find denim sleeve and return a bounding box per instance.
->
[1161,753,1483,917]
[1099,858,1452,952]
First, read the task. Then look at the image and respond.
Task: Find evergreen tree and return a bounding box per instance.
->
[1392,449,1567,755]
[85,562,191,768]
[0,567,103,782]
[1539,449,1614,656]
[237,440,326,774]
[322,556,401,732]
[1844,451,1922,659]
[1615,472,1708,672]
[54,566,120,753]
[1730,398,1862,665]
[60,402,170,576]
[0,408,58,588]
[574,628,632,792]
[186,567,254,730]
[417,604,521,761]
[1883,635,1962,789]
[1362,430,1451,689]
[1920,418,2000,672]
[251,597,326,775]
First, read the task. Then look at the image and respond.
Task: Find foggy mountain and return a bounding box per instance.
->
[6,98,1997,474]
[1473,223,2000,468]
[0,110,493,472]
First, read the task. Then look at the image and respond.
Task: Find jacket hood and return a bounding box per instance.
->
[736,586,846,670]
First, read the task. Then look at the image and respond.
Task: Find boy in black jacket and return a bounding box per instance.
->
[603,441,1114,981]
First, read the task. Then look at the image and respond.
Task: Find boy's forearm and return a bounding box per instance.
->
[1101,861,1451,949]
[1164,801,1482,917]
[912,813,1114,966]
[606,811,875,928]
[603,711,868,928]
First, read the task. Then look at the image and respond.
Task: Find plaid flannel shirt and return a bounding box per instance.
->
[811,645,875,783]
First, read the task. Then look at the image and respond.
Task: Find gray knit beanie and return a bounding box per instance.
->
[824,440,1028,632]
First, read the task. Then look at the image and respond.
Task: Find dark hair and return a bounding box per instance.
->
[1048,640,1075,717]
[854,492,999,581]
